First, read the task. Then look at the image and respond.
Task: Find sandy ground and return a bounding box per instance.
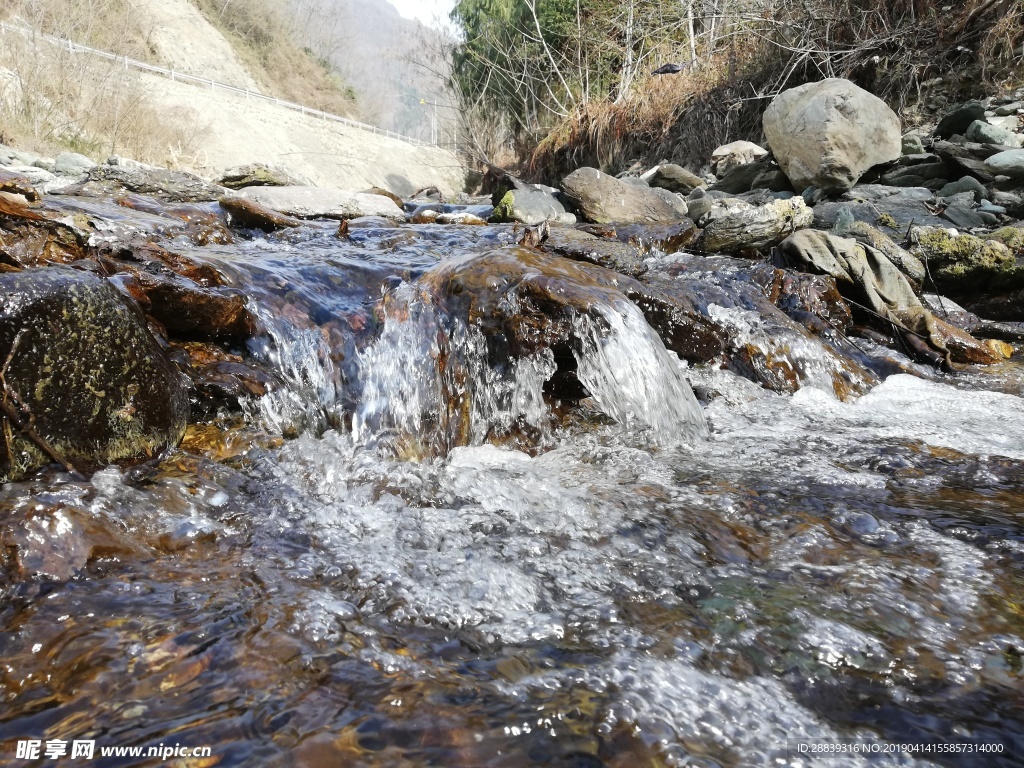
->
[141,71,466,196]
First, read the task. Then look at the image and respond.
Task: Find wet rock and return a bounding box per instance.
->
[922,293,1024,343]
[763,78,901,192]
[652,254,876,399]
[702,197,813,253]
[219,163,313,190]
[648,164,706,195]
[0,194,90,267]
[965,120,1023,148]
[985,150,1024,179]
[240,186,405,222]
[492,186,575,226]
[561,167,687,224]
[74,162,225,203]
[0,169,39,202]
[115,270,257,341]
[1,502,148,581]
[934,100,986,139]
[220,196,302,232]
[53,152,95,178]
[607,220,698,255]
[711,141,768,178]
[541,227,648,277]
[907,227,1022,294]
[407,248,710,450]
[0,268,189,481]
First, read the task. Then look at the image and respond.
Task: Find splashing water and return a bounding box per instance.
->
[573,297,708,444]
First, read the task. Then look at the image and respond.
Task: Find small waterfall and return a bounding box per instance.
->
[244,301,347,437]
[352,282,707,455]
[573,298,709,445]
[352,282,556,455]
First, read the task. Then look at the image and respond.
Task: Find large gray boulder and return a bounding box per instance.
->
[561,167,687,224]
[763,78,902,193]
[0,268,189,481]
[965,120,1023,148]
[240,185,405,221]
[72,160,225,202]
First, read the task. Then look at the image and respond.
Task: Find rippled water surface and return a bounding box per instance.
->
[2,219,1023,767]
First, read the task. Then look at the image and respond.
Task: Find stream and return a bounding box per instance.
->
[1,209,1023,767]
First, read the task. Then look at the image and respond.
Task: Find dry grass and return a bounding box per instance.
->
[187,0,356,117]
[0,0,204,163]
[528,0,1022,183]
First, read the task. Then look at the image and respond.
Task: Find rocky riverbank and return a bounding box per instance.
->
[2,78,1024,481]
[4,78,1024,765]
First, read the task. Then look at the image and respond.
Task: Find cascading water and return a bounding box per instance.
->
[3,211,1023,768]
[572,297,709,444]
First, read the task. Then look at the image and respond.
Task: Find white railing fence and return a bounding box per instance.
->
[0,18,433,148]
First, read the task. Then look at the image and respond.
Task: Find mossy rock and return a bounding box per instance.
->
[1,268,189,481]
[908,227,1023,294]
[982,227,1024,257]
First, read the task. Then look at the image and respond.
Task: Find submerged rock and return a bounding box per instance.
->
[763,78,901,192]
[561,167,687,224]
[357,248,710,454]
[541,227,649,277]
[0,268,189,481]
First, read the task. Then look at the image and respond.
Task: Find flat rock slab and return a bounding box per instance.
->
[812,200,947,232]
[240,186,405,222]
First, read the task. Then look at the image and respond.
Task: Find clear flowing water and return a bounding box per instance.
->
[1,217,1023,767]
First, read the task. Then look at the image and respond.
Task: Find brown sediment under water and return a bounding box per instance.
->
[2,209,1023,767]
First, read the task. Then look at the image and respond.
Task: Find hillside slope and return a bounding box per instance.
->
[135,0,262,92]
[142,69,465,195]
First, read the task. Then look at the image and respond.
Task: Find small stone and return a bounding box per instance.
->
[710,141,768,178]
[965,120,1023,148]
[937,176,988,203]
[994,102,1023,117]
[934,100,987,139]
[902,133,925,155]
